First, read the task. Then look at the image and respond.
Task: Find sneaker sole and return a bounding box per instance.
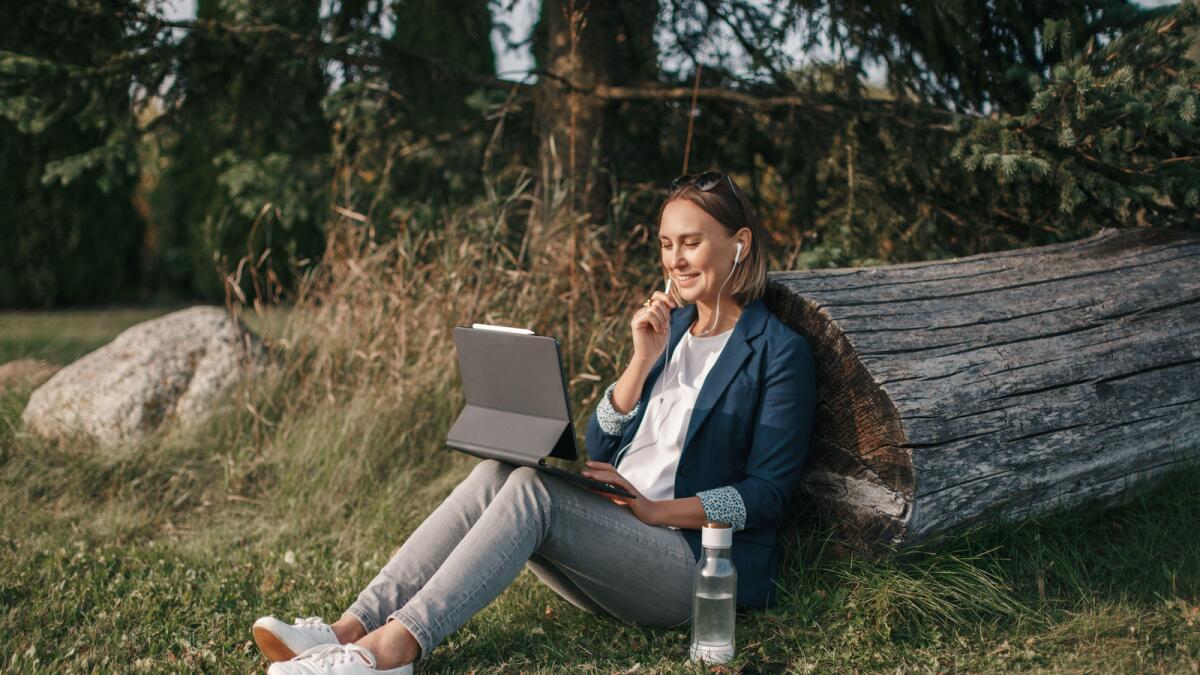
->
[252,625,298,662]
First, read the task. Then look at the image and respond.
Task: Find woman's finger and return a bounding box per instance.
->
[585,471,633,494]
[644,310,659,333]
[588,465,630,486]
[633,291,674,335]
[654,304,668,328]
[651,296,669,317]
[637,306,662,333]
[587,488,628,507]
[652,291,677,309]
[582,469,618,486]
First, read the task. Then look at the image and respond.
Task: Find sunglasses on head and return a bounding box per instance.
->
[668,171,736,195]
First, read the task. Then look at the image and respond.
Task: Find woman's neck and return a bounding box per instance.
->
[690,299,742,336]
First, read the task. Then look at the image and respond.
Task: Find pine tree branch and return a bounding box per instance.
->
[598,84,963,128]
[697,0,794,89]
[107,8,966,131]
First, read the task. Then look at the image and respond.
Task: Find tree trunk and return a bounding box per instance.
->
[766,226,1200,553]
[532,0,658,377]
[534,0,658,224]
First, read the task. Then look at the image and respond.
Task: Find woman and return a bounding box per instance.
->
[253,171,817,674]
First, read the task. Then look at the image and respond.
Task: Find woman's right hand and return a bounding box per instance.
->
[631,291,677,367]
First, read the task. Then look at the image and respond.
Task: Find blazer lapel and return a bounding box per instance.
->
[621,299,770,455]
[680,299,769,453]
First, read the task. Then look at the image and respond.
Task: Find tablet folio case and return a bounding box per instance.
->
[446,327,577,467]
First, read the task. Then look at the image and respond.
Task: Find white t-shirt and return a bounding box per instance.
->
[616,325,734,502]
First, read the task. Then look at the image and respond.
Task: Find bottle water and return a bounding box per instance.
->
[689,521,736,664]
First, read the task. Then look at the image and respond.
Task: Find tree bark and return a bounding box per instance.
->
[766,226,1200,553]
[534,0,658,224]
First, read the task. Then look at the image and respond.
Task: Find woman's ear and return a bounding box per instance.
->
[737,228,752,258]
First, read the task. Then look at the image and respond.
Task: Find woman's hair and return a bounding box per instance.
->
[656,174,769,308]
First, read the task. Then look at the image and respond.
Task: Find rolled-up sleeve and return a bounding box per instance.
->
[696,485,748,531]
[727,334,816,531]
[586,381,641,463]
[596,381,639,435]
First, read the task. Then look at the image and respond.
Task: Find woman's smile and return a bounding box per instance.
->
[674,272,701,287]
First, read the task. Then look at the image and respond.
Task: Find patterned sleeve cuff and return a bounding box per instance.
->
[696,486,748,532]
[596,381,639,436]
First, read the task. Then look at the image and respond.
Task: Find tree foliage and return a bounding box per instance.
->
[954,10,1200,227]
[1,0,1196,306]
[0,3,146,306]
[646,0,1198,263]
[147,0,330,299]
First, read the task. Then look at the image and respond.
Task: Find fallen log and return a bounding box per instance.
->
[766,226,1200,552]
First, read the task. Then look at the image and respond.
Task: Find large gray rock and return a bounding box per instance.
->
[22,306,266,445]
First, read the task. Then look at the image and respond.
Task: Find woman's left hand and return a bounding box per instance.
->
[582,461,660,525]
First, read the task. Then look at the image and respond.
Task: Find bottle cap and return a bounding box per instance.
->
[701,521,732,548]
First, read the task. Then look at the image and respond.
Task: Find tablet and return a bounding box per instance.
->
[446,325,636,500]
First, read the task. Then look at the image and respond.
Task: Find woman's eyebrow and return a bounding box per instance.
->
[658,231,705,240]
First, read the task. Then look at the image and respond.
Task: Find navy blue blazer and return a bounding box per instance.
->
[585,297,817,608]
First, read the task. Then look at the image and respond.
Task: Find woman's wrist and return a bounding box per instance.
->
[627,355,657,379]
[641,498,664,526]
[611,358,652,413]
[645,496,706,530]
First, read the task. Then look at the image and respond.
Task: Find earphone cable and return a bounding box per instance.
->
[612,314,671,470]
[612,247,741,469]
[698,247,740,336]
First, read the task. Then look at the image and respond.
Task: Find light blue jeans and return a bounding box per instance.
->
[343,459,696,660]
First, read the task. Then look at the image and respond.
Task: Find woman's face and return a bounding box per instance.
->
[658,198,747,306]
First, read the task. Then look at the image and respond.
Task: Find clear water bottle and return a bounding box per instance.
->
[689,520,736,664]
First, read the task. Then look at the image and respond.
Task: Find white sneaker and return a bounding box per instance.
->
[267,643,414,674]
[253,616,340,662]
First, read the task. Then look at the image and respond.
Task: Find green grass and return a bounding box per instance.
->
[0,305,287,366]
[0,307,182,364]
[2,310,1199,673]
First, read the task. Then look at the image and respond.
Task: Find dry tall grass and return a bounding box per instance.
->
[211,147,830,561]
[210,168,665,553]
[7,168,1200,674]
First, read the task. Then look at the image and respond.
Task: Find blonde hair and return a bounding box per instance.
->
[656,174,769,308]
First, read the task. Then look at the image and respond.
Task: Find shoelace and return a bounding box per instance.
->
[293,616,332,632]
[295,643,376,667]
